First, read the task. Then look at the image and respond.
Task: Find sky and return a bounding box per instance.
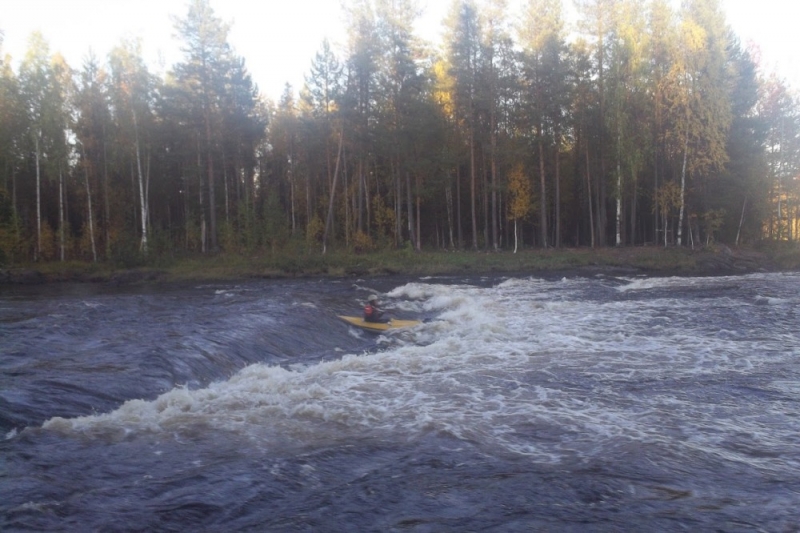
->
[1,0,798,102]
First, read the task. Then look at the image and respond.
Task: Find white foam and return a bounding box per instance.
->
[40,274,800,467]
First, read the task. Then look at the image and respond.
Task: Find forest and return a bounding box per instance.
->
[0,0,799,267]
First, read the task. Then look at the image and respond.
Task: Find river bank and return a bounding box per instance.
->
[1,243,798,285]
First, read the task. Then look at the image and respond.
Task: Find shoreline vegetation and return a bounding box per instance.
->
[3,1,798,290]
[2,243,799,286]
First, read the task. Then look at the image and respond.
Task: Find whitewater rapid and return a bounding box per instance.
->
[3,272,800,530]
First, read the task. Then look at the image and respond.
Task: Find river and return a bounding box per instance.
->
[2,271,799,531]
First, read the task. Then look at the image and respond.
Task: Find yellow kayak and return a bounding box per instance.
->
[338,315,422,333]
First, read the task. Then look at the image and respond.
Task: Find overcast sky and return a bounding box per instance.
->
[1,0,798,101]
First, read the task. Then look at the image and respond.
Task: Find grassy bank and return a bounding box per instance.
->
[3,242,799,285]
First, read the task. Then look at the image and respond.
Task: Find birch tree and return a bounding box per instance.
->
[18,32,56,261]
[760,75,800,240]
[75,53,115,261]
[663,0,731,246]
[174,0,235,252]
[607,0,649,245]
[109,41,153,254]
[342,0,380,244]
[519,0,566,248]
[445,0,482,250]
[48,53,75,261]
[0,38,26,227]
[575,0,615,247]
[507,162,532,252]
[479,0,513,250]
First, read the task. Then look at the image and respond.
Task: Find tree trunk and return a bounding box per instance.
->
[35,134,41,262]
[322,131,344,254]
[736,196,747,246]
[366,161,373,235]
[198,142,206,253]
[456,166,463,249]
[416,182,421,252]
[357,160,364,233]
[630,168,638,245]
[538,131,547,248]
[290,173,296,236]
[59,166,65,262]
[133,110,148,254]
[554,128,561,249]
[307,168,312,234]
[446,183,454,249]
[678,129,688,246]
[102,124,110,259]
[204,98,217,252]
[82,149,98,263]
[616,134,622,246]
[653,137,659,245]
[482,148,489,250]
[205,137,216,251]
[491,105,498,251]
[586,144,595,248]
[470,129,478,250]
[406,171,415,250]
[395,159,402,247]
[343,147,350,248]
[597,13,607,248]
[223,151,230,224]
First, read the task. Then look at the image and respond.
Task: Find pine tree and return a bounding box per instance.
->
[173,0,236,252]
[520,0,567,248]
[19,32,62,261]
[445,0,482,250]
[109,40,155,255]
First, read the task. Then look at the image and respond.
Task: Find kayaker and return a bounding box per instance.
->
[364,294,390,323]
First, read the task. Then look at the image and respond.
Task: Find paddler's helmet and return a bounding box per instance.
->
[368,294,379,303]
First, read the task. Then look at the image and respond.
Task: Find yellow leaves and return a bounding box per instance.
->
[371,194,396,236]
[507,163,533,221]
[702,209,726,242]
[352,230,375,253]
[681,20,706,53]
[432,59,455,118]
[614,0,648,75]
[654,181,682,218]
[306,215,324,244]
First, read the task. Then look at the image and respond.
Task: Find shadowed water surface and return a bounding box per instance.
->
[2,273,800,531]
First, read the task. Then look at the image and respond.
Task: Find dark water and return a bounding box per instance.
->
[2,273,800,531]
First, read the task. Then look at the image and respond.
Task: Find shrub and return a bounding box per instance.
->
[352,230,374,253]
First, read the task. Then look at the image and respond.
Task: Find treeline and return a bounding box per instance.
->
[1,0,799,265]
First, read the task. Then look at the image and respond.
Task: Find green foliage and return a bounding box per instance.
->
[3,0,800,271]
[38,221,56,262]
[371,194,395,243]
[219,220,238,253]
[182,211,203,253]
[352,230,375,253]
[306,215,324,245]
[0,189,24,266]
[262,192,290,252]
[109,232,148,268]
[236,202,260,254]
[702,209,726,244]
